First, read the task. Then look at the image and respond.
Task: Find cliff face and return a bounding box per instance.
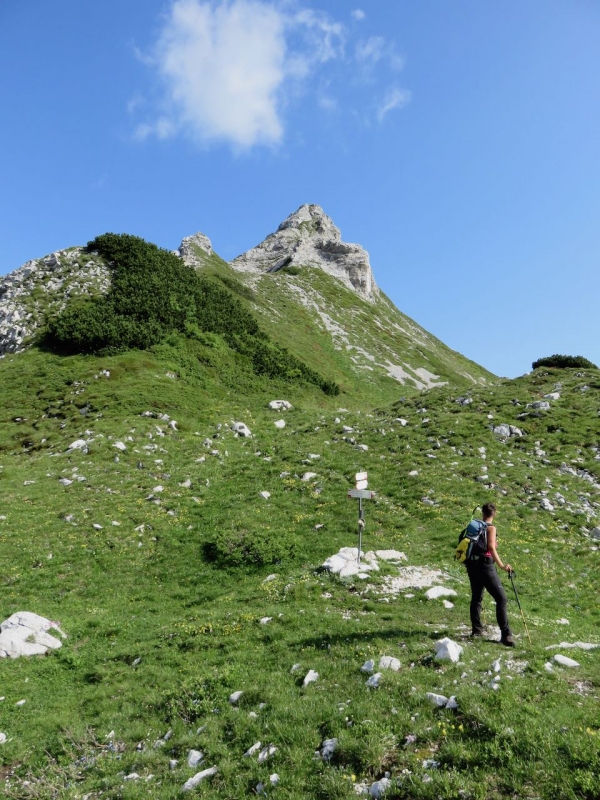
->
[229,204,377,299]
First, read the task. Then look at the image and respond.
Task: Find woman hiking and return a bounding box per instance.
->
[467,502,514,646]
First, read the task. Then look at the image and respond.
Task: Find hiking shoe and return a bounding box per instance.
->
[500,636,515,647]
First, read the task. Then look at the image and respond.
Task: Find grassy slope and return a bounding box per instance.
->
[0,342,598,799]
[191,246,495,408]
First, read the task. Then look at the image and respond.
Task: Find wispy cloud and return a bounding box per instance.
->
[377,87,411,122]
[133,1,409,148]
[351,9,365,21]
[356,35,385,63]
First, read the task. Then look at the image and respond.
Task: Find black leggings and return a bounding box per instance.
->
[466,560,511,638]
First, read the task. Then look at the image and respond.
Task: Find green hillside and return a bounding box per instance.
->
[188,242,495,407]
[0,336,598,799]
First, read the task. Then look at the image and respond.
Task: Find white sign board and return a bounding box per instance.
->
[348,489,376,500]
[355,479,368,490]
[355,471,368,482]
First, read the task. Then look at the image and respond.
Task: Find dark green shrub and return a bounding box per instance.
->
[532,354,598,370]
[45,233,339,394]
[203,525,296,567]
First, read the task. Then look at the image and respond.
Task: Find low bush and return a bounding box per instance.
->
[203,525,297,567]
[532,354,598,370]
[45,233,339,394]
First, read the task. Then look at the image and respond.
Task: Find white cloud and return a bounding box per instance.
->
[140,0,287,148]
[133,1,409,148]
[377,87,411,122]
[351,9,365,21]
[356,35,385,63]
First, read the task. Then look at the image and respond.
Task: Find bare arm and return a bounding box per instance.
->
[487,525,513,573]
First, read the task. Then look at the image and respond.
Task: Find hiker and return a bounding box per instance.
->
[466,502,514,647]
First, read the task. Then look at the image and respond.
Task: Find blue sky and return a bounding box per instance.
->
[1,1,599,378]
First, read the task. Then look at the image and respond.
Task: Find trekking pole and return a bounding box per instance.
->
[508,570,531,644]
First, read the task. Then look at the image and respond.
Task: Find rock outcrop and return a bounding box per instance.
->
[230,204,377,299]
[178,232,213,267]
[0,248,110,356]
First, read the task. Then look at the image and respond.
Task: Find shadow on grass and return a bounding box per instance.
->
[294,626,441,650]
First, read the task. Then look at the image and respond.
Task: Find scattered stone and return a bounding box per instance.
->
[540,498,555,512]
[182,766,218,792]
[553,654,580,668]
[301,472,317,481]
[320,738,337,761]
[258,745,277,763]
[375,550,407,562]
[229,691,243,705]
[232,422,252,437]
[260,617,272,625]
[67,439,88,452]
[425,586,457,600]
[124,773,140,781]
[259,491,271,500]
[268,400,292,411]
[361,659,375,673]
[443,600,454,609]
[0,612,66,659]
[113,441,127,452]
[527,401,551,410]
[303,669,319,687]
[369,776,392,797]
[187,750,204,767]
[434,637,463,663]
[244,742,261,757]
[0,733,6,744]
[274,419,286,429]
[59,478,73,486]
[379,656,400,671]
[426,692,449,707]
[366,672,382,688]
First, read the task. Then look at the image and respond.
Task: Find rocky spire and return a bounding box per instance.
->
[230,204,377,298]
[178,232,213,267]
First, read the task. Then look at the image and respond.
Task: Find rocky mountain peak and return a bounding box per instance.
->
[230,204,377,299]
[178,232,213,267]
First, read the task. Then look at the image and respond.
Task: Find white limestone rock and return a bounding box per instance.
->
[301,472,317,481]
[375,550,407,562]
[0,247,110,356]
[0,612,66,659]
[426,692,449,707]
[361,659,375,673]
[231,422,252,437]
[178,232,213,267]
[269,400,292,411]
[366,672,382,688]
[553,654,580,668]
[229,691,243,705]
[433,637,463,663]
[274,419,286,428]
[230,204,378,299]
[425,586,458,600]
[258,745,277,763]
[187,749,204,767]
[181,766,218,792]
[369,777,392,797]
[303,669,319,687]
[378,656,400,672]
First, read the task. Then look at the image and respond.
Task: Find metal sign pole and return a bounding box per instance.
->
[348,472,374,565]
[357,497,363,564]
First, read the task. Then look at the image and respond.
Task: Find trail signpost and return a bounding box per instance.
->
[347,471,376,563]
